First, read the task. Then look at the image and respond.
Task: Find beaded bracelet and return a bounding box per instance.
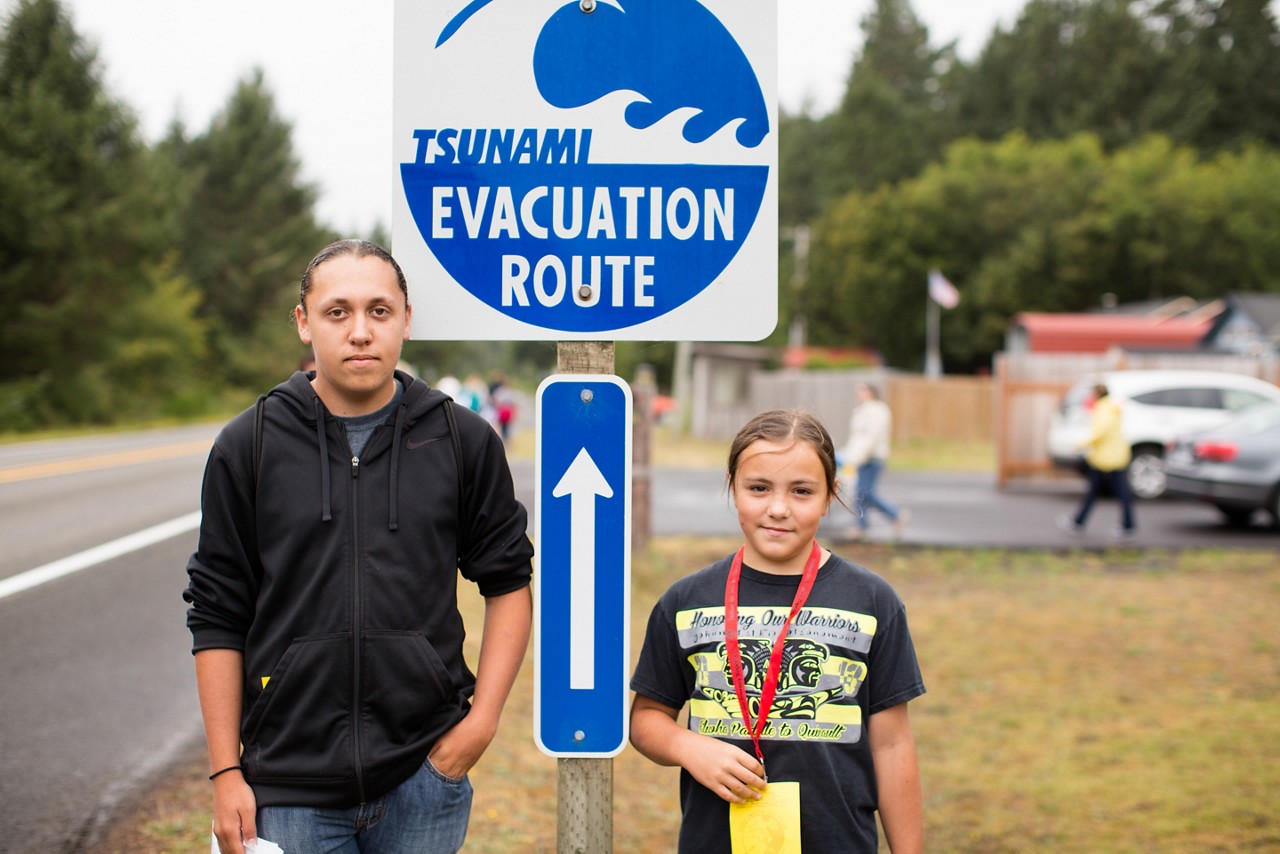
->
[208,765,243,781]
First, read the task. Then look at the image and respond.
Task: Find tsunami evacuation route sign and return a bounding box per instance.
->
[391,0,778,342]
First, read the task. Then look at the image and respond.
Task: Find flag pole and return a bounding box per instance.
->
[925,292,941,379]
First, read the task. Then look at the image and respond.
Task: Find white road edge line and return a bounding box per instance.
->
[0,511,202,601]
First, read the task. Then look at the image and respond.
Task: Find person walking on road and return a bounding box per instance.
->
[1058,383,1136,540]
[184,239,534,854]
[842,383,909,540]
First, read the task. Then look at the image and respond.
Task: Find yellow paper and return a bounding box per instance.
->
[729,781,801,854]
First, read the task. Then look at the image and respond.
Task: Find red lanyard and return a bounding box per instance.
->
[723,540,822,771]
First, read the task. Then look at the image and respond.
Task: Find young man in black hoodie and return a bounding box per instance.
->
[185,240,534,853]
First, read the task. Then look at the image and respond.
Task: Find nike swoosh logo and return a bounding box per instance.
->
[406,436,447,450]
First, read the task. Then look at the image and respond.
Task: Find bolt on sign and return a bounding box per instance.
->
[392,0,778,341]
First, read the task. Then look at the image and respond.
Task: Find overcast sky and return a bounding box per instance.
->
[32,1,1032,235]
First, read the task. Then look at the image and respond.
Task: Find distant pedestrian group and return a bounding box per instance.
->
[434,371,516,444]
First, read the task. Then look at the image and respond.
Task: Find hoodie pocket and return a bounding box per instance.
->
[243,634,352,783]
[359,630,458,748]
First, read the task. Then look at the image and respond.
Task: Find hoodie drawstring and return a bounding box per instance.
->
[388,401,407,531]
[314,398,333,522]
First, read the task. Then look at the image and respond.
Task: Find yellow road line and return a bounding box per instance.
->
[0,439,212,484]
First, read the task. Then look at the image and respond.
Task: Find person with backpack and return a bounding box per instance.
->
[184,239,533,853]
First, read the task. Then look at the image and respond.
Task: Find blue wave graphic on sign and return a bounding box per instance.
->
[437,0,768,148]
[532,0,768,148]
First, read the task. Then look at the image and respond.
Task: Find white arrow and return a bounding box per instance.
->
[552,447,614,690]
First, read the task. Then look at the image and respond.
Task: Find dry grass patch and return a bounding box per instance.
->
[510,426,995,474]
[507,424,730,470]
[885,546,1280,853]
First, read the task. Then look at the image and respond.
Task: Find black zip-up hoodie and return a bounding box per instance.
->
[184,370,533,808]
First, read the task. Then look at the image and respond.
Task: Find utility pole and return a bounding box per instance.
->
[783,223,811,349]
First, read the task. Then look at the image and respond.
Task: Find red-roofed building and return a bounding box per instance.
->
[1007,311,1217,354]
[781,345,882,369]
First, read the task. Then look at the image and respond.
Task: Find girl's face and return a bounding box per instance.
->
[731,438,832,574]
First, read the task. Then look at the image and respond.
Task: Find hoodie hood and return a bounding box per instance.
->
[264,369,453,528]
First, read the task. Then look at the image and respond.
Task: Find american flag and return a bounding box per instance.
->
[928,269,960,309]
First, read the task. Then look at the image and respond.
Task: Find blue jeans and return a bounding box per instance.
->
[257,759,472,853]
[1073,466,1135,531]
[854,459,900,531]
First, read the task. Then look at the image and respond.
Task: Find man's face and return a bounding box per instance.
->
[295,254,411,416]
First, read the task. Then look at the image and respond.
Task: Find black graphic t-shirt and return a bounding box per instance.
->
[630,552,925,854]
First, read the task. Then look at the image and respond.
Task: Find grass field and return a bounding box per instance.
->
[94,538,1279,853]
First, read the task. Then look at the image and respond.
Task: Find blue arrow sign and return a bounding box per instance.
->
[534,375,632,757]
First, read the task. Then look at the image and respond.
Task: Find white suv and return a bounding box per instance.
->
[1047,369,1280,499]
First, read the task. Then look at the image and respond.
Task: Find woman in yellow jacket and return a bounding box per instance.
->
[1058,384,1136,539]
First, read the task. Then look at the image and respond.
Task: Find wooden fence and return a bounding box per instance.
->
[725,369,994,449]
[884,374,994,445]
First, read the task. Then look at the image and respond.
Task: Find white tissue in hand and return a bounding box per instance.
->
[211,831,284,854]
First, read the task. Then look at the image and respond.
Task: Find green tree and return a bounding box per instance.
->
[171,69,332,392]
[778,109,836,228]
[826,0,958,197]
[1142,0,1280,151]
[955,0,1165,147]
[1210,145,1280,290]
[952,0,1280,152]
[802,131,1280,373]
[805,133,1111,370]
[0,0,205,427]
[100,257,211,419]
[1106,140,1280,296]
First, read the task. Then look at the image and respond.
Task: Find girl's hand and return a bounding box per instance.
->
[630,695,766,804]
[681,736,767,804]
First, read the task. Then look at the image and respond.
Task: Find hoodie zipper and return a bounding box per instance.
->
[350,451,366,803]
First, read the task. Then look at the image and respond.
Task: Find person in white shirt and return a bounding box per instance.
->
[841,383,909,540]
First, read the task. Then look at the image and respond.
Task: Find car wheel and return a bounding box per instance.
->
[1269,487,1280,528]
[1128,446,1166,500]
[1215,505,1255,528]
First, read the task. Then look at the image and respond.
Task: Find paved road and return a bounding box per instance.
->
[825,469,1280,549]
[626,464,1280,549]
[2,426,1276,851]
[0,426,217,852]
